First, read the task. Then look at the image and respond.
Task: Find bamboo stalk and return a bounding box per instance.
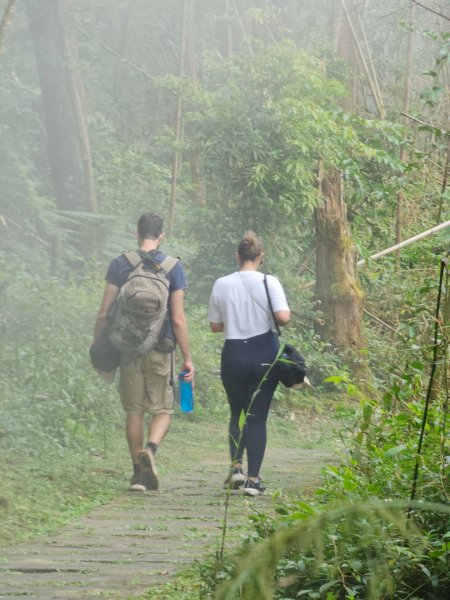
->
[339,0,385,119]
[357,220,450,267]
[356,11,384,120]
[301,220,450,289]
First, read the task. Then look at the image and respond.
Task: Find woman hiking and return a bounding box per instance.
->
[208,232,291,496]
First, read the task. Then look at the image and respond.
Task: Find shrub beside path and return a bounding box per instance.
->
[0,424,334,599]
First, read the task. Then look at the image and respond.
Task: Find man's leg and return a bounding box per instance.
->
[138,350,174,490]
[147,413,172,447]
[125,413,145,464]
[119,357,147,491]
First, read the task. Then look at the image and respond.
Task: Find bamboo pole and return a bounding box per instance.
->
[357,220,450,267]
[339,0,385,119]
[302,220,450,289]
[356,11,384,120]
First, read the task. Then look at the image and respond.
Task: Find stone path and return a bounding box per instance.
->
[0,448,333,599]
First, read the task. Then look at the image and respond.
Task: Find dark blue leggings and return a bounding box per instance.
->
[221,330,279,477]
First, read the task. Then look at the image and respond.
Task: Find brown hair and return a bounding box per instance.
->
[237,231,264,263]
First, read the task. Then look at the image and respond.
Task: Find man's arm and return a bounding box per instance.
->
[93,282,120,343]
[209,322,224,333]
[170,289,195,381]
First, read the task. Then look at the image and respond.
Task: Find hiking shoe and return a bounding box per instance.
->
[137,449,159,490]
[223,466,246,490]
[129,472,146,492]
[243,479,267,497]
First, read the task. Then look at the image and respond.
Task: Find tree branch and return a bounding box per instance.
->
[411,1,450,21]
[401,111,449,136]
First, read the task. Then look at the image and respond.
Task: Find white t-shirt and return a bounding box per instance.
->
[208,271,289,339]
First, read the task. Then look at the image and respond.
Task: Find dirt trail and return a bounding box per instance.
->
[0,447,333,599]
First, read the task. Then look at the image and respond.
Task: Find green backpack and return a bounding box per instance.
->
[108,250,179,356]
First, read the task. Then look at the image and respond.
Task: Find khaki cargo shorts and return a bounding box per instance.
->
[119,350,174,415]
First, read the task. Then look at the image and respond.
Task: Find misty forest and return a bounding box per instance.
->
[0,0,449,599]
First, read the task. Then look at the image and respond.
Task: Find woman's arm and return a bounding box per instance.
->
[274,309,291,327]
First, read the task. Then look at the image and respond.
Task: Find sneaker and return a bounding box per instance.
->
[223,466,246,490]
[137,448,159,490]
[129,472,146,492]
[243,478,267,497]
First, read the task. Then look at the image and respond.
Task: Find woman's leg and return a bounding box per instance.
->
[245,375,278,477]
[221,331,279,476]
[221,342,250,464]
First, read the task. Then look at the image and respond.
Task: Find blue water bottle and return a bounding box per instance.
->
[178,371,194,412]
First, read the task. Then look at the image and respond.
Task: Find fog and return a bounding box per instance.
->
[0,0,448,269]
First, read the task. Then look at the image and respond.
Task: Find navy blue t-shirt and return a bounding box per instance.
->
[105,249,186,293]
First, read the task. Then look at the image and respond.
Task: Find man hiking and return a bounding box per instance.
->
[92,212,195,491]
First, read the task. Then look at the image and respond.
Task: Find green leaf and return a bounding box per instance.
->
[383,445,407,458]
[238,410,246,432]
[319,580,338,594]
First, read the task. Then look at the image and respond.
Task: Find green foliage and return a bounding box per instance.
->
[0,253,122,454]
[184,39,404,280]
[215,500,450,600]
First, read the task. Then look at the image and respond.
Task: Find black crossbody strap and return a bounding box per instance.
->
[263,275,281,336]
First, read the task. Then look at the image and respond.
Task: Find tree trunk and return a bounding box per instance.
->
[26,0,86,211]
[60,0,97,213]
[225,0,234,58]
[334,0,356,111]
[168,0,205,234]
[315,165,368,382]
[0,0,16,58]
[168,0,189,238]
[185,0,206,207]
[396,2,415,261]
[327,0,340,54]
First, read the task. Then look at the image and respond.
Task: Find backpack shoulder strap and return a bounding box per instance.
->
[123,250,143,270]
[160,255,179,274]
